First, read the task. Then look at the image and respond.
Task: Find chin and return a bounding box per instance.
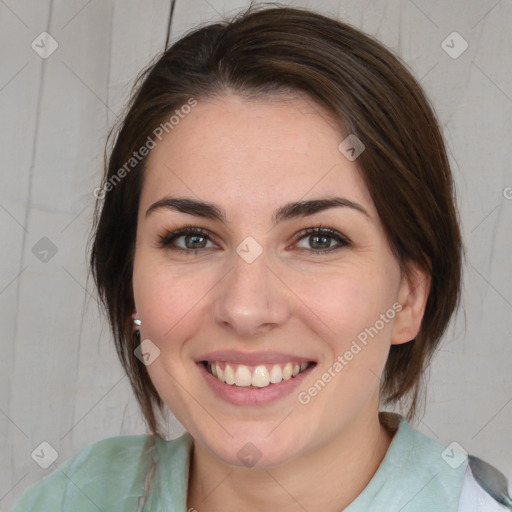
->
[200,429,308,469]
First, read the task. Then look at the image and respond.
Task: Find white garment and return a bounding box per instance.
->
[459,465,511,511]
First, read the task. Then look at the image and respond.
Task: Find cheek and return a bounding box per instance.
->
[296,271,398,399]
[295,265,399,392]
[293,267,396,340]
[132,256,211,345]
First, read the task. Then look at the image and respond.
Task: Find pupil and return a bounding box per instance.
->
[311,235,329,249]
[186,235,206,249]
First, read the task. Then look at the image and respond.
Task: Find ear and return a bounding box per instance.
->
[391,263,431,345]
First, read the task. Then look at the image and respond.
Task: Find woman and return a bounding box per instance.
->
[12,5,511,511]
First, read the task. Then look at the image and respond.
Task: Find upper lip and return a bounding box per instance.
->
[196,350,315,366]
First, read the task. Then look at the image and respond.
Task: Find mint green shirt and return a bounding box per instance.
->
[10,414,508,511]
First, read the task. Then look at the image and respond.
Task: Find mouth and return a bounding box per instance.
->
[201,360,317,388]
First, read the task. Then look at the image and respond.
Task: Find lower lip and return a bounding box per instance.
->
[197,362,316,406]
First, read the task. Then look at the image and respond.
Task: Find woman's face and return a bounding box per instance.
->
[132,93,425,467]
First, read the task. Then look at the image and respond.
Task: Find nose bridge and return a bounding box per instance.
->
[213,241,288,336]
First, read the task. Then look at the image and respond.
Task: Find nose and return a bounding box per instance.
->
[213,246,290,338]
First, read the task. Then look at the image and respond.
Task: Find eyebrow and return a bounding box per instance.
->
[145,196,370,225]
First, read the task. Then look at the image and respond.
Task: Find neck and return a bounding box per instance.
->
[186,408,398,512]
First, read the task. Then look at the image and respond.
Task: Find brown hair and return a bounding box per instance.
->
[89,4,462,437]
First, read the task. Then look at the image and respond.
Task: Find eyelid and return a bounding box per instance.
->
[292,224,351,246]
[155,224,215,249]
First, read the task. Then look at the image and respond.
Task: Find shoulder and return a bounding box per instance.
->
[458,457,512,511]
[377,413,511,511]
[10,434,154,512]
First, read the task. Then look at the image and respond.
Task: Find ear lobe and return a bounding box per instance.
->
[391,264,431,346]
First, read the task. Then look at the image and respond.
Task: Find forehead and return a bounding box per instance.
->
[140,94,376,220]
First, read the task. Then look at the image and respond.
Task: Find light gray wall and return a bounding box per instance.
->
[1,1,511,510]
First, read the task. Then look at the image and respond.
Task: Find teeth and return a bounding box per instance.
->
[215,362,223,382]
[224,364,235,385]
[282,362,293,380]
[234,365,251,386]
[252,365,269,387]
[206,361,311,388]
[269,364,282,384]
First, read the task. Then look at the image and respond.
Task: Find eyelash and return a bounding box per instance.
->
[155,223,351,255]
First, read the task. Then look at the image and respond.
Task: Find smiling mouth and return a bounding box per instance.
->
[202,360,316,388]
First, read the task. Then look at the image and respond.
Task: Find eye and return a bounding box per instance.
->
[156,224,217,253]
[293,226,351,253]
[155,224,351,255]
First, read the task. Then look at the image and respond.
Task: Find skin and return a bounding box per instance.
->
[132,93,430,511]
